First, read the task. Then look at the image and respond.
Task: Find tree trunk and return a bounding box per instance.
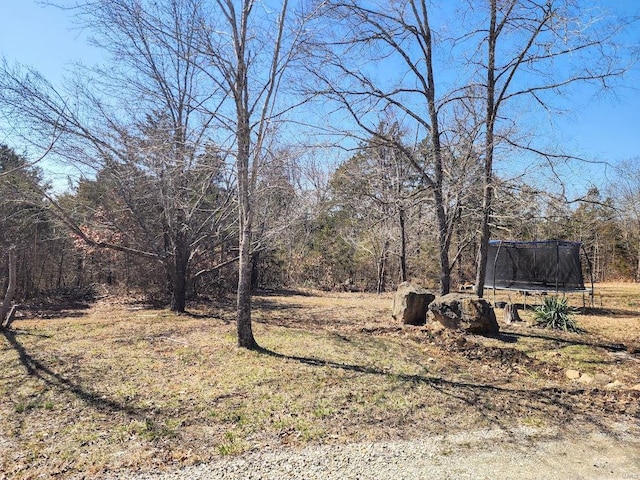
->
[236,172,258,350]
[1,247,17,327]
[435,199,451,295]
[170,233,188,313]
[376,238,389,294]
[4,305,18,329]
[503,303,522,323]
[56,250,65,289]
[237,222,257,349]
[420,3,450,296]
[475,205,491,298]
[228,0,290,350]
[251,250,260,290]
[76,256,84,288]
[398,207,408,282]
[236,88,258,350]
[475,0,497,299]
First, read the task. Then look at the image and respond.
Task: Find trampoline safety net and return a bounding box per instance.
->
[485,240,586,292]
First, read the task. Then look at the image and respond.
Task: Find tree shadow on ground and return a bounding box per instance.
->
[251,298,358,330]
[256,345,639,439]
[252,297,392,332]
[1,328,152,420]
[255,288,316,297]
[577,306,640,317]
[502,328,632,353]
[252,296,309,312]
[17,302,92,320]
[486,332,518,343]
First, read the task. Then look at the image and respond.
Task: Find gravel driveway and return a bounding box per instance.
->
[106,423,640,480]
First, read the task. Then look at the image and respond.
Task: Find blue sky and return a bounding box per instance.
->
[0,1,100,81]
[0,0,103,186]
[1,0,639,195]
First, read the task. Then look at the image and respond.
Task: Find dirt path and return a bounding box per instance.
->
[108,423,640,479]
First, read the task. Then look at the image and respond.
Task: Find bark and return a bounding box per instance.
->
[398,207,407,282]
[376,238,390,294]
[475,179,493,298]
[236,128,258,348]
[170,231,188,313]
[475,0,498,299]
[422,4,450,296]
[235,54,258,349]
[237,220,257,349]
[1,247,17,327]
[56,249,65,289]
[435,195,451,295]
[229,0,290,349]
[4,305,18,329]
[251,251,260,290]
[503,303,522,323]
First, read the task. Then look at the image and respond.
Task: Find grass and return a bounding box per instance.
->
[0,285,639,478]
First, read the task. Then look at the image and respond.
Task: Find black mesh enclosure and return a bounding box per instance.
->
[485,240,586,292]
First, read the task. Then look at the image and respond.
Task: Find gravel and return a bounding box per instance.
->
[105,424,640,480]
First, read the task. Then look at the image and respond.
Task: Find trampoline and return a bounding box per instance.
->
[485,240,594,307]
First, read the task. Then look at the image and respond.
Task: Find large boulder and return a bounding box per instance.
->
[392,282,436,326]
[428,293,500,334]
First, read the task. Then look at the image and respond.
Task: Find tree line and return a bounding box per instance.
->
[1,0,638,348]
[2,141,639,295]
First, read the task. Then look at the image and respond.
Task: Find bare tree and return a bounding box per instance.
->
[196,0,309,348]
[251,147,302,289]
[0,0,238,312]
[472,0,637,296]
[1,0,310,344]
[306,0,477,294]
[306,0,635,295]
[0,144,70,300]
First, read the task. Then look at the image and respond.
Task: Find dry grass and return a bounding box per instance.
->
[1,284,639,479]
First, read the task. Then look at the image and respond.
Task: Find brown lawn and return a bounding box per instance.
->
[0,283,638,479]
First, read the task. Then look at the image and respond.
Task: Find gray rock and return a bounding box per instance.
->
[428,293,500,335]
[392,282,436,326]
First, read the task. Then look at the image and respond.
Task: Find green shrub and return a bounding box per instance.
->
[533,296,582,333]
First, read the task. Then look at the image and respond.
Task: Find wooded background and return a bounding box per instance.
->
[1,1,639,346]
[2,141,639,299]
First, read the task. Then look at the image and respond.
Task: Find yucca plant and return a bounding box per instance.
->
[533,296,582,332]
